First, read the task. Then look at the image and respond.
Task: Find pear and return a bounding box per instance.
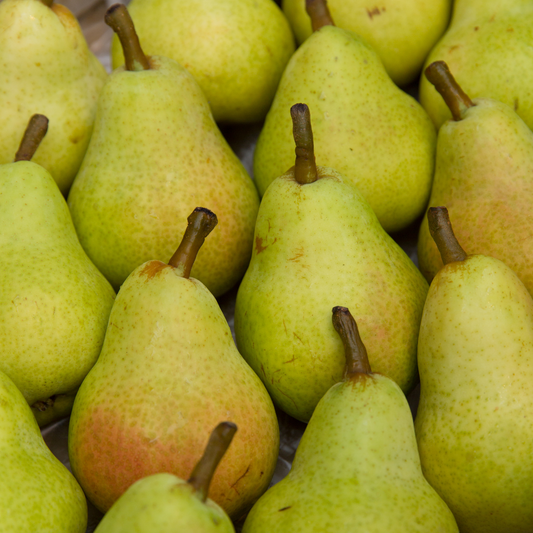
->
[282,0,452,86]
[416,207,533,533]
[110,0,295,124]
[94,422,237,533]
[420,0,533,130]
[417,61,533,295]
[0,114,115,426]
[242,307,458,533]
[0,0,107,195]
[0,368,87,532]
[254,0,436,233]
[68,207,279,519]
[68,5,259,296]
[235,104,428,422]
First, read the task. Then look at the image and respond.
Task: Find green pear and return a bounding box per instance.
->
[0,368,87,532]
[0,0,107,195]
[418,62,533,295]
[110,0,295,124]
[282,0,452,86]
[235,104,428,422]
[0,115,115,426]
[416,207,533,533]
[94,422,237,533]
[242,307,458,533]
[68,207,279,519]
[68,5,259,296]
[420,0,533,130]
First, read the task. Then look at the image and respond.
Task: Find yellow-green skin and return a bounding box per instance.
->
[418,98,533,295]
[95,473,234,533]
[110,0,295,124]
[243,373,458,532]
[0,0,107,195]
[0,161,115,417]
[253,26,436,233]
[416,254,533,532]
[0,369,87,532]
[68,262,279,519]
[67,56,259,297]
[420,0,533,130]
[234,167,428,422]
[282,0,451,86]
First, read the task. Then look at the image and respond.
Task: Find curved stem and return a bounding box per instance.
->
[428,207,467,265]
[306,0,335,31]
[105,4,150,71]
[425,61,474,121]
[332,306,372,379]
[188,422,238,502]
[15,114,49,163]
[168,208,218,278]
[291,103,318,185]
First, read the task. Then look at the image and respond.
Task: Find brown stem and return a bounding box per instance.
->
[425,61,474,121]
[188,422,238,502]
[428,207,467,265]
[291,103,318,185]
[168,208,218,278]
[39,0,54,7]
[306,0,335,31]
[105,4,150,71]
[15,115,49,163]
[332,307,372,379]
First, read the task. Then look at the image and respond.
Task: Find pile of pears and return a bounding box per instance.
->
[3,0,533,531]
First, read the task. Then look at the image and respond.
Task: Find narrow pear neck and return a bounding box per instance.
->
[306,0,335,31]
[15,115,49,162]
[427,207,467,265]
[451,0,525,23]
[291,103,318,185]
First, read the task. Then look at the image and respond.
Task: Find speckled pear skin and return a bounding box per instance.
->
[420,0,533,130]
[234,167,428,422]
[94,473,235,533]
[418,98,533,295]
[415,254,533,532]
[242,373,459,532]
[282,0,451,86]
[253,25,436,233]
[67,55,259,297]
[0,161,115,414]
[0,0,107,195]
[0,369,87,533]
[68,262,279,519]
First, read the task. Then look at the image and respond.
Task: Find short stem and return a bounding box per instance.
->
[291,103,318,185]
[39,0,54,7]
[425,61,474,121]
[332,307,372,379]
[15,114,49,162]
[188,422,238,502]
[168,208,218,278]
[428,207,467,265]
[306,0,335,31]
[105,4,150,71]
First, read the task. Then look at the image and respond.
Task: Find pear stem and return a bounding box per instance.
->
[105,4,150,71]
[306,0,335,31]
[168,208,218,278]
[428,207,467,265]
[291,103,318,185]
[39,0,54,7]
[188,422,238,502]
[15,114,49,163]
[332,307,372,379]
[425,61,474,121]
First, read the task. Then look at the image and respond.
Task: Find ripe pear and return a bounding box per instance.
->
[420,0,533,130]
[68,208,279,519]
[110,0,295,124]
[0,0,107,195]
[68,5,259,296]
[416,207,533,533]
[0,115,115,425]
[242,307,459,533]
[235,104,428,422]
[418,62,533,295]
